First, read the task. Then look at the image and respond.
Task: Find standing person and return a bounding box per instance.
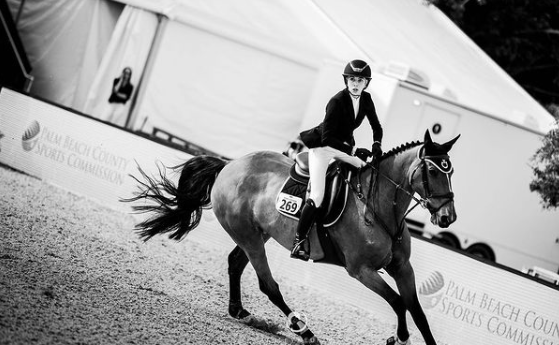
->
[291,59,384,261]
[103,67,134,126]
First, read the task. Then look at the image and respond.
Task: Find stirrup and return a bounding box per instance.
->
[290,239,310,261]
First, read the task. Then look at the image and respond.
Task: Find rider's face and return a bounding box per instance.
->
[346,76,367,96]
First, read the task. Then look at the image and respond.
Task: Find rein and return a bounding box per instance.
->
[344,145,454,243]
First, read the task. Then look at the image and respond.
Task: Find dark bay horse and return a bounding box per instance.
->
[125,130,459,345]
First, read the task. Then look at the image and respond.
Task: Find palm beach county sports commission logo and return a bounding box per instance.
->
[20,120,130,185]
[418,271,445,310]
[418,271,559,344]
[22,120,41,151]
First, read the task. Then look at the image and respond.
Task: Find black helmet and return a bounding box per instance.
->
[342,59,371,79]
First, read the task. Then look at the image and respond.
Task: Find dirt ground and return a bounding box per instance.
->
[0,164,426,345]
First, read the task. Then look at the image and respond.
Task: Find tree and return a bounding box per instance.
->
[425,0,559,118]
[530,120,559,209]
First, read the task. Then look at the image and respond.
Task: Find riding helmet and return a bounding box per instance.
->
[342,59,372,79]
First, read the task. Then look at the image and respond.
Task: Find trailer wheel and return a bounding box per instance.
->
[466,243,495,262]
[432,232,461,249]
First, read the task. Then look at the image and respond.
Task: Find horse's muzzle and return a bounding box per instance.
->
[429,200,456,228]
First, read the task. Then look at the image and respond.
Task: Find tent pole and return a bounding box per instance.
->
[15,0,25,25]
[124,13,167,131]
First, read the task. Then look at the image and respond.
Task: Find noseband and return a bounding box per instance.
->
[346,145,455,242]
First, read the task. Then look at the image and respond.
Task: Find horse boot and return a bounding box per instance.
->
[290,199,318,261]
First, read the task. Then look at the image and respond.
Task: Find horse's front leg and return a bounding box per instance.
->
[348,265,410,344]
[388,261,437,345]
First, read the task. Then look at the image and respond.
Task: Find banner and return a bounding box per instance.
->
[0,88,190,211]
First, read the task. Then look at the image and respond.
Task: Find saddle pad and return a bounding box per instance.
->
[275,178,307,220]
[275,173,349,226]
[275,174,348,266]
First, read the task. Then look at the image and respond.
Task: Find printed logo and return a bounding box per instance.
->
[22,120,41,152]
[418,271,445,309]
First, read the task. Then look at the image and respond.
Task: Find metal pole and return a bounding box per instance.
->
[124,13,167,130]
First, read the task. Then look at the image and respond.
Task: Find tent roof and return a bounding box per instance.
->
[119,0,555,131]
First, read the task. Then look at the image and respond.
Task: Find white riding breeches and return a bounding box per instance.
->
[308,146,366,207]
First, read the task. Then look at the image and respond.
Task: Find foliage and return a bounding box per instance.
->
[530,121,559,209]
[425,0,559,114]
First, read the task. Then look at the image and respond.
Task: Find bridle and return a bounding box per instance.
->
[346,145,455,242]
[409,146,455,214]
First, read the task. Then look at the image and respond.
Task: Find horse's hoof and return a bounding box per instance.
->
[230,308,251,320]
[304,336,321,345]
[387,335,408,344]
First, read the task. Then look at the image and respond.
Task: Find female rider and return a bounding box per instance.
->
[291,59,384,261]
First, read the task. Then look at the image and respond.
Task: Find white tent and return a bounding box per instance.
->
[8,0,556,158]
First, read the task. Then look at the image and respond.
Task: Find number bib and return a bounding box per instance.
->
[276,193,303,218]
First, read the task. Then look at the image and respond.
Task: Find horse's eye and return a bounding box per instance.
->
[428,168,438,176]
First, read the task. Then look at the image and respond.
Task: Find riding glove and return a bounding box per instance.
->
[371,142,383,158]
[354,148,372,161]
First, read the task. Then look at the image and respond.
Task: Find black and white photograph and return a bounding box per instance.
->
[1,1,558,344]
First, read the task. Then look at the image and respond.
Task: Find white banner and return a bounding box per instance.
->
[411,238,559,345]
[0,88,190,211]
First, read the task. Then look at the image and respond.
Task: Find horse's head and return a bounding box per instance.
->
[409,130,460,228]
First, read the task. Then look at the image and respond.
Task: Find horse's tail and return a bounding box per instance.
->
[123,155,227,242]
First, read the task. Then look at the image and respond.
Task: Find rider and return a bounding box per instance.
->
[290,59,384,261]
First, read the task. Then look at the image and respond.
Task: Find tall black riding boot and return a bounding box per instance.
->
[290,199,318,261]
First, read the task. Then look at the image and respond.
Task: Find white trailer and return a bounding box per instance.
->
[374,72,559,274]
[303,62,559,274]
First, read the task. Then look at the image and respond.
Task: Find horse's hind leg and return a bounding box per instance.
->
[351,267,410,344]
[228,245,251,319]
[244,243,319,344]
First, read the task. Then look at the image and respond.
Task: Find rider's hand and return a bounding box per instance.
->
[371,142,382,159]
[354,148,372,161]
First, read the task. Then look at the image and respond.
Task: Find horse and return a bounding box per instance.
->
[124,130,460,345]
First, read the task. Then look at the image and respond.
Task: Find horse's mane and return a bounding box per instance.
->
[381,141,423,160]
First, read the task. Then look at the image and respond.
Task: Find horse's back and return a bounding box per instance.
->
[216,151,291,187]
[211,151,293,236]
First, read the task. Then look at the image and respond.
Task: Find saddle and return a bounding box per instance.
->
[275,152,352,266]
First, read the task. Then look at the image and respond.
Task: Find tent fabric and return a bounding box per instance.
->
[133,20,322,157]
[7,0,556,158]
[117,0,554,158]
[6,0,122,110]
[83,5,158,126]
[131,1,368,157]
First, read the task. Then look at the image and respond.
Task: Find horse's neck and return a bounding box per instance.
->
[375,148,418,219]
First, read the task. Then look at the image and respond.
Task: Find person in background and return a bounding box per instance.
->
[290,59,384,261]
[103,67,134,126]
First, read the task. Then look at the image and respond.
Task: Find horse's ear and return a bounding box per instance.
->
[442,134,461,152]
[424,129,433,144]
